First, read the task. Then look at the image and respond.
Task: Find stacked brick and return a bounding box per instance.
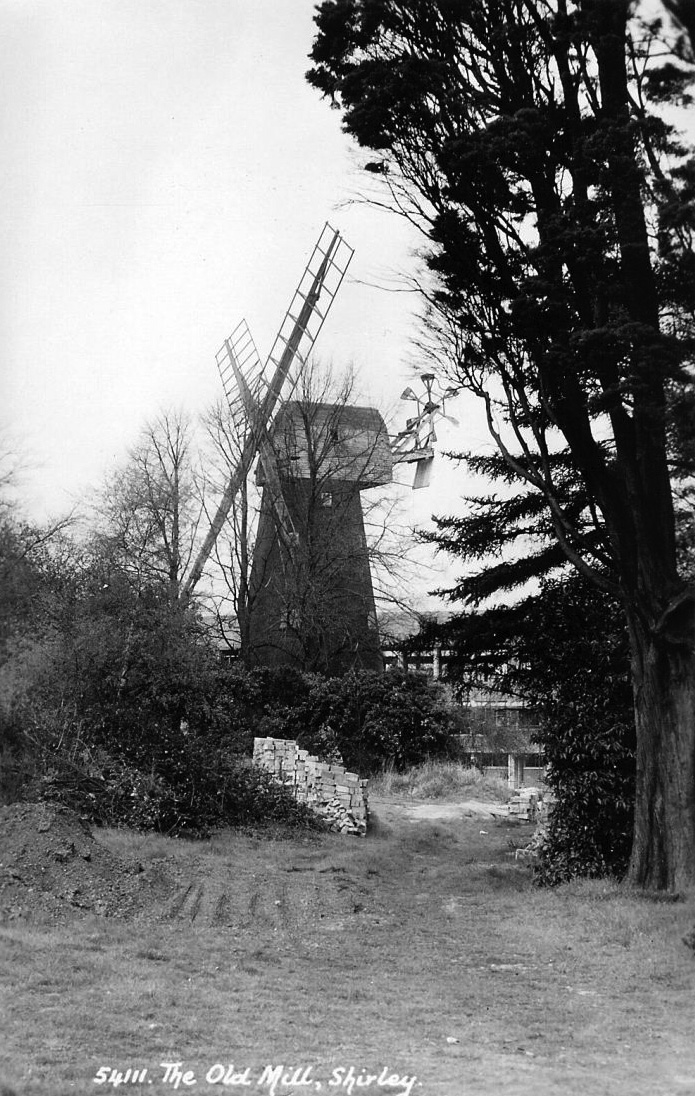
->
[507,786,552,823]
[253,737,369,836]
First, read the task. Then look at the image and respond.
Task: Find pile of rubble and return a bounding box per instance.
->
[253,737,368,836]
[513,824,548,863]
[507,786,552,823]
[0,802,169,922]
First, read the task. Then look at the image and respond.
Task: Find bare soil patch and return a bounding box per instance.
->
[1,795,695,1096]
[0,803,172,922]
[383,799,508,822]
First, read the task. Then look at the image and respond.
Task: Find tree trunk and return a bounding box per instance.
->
[627,604,695,890]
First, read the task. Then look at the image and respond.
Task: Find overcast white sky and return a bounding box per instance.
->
[1,0,484,556]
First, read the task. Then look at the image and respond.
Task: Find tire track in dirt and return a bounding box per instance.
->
[159,857,384,932]
[156,796,525,936]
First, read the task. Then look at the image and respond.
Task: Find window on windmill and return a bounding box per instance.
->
[330,423,358,448]
[277,441,300,471]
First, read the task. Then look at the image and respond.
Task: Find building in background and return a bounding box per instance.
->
[380,611,545,788]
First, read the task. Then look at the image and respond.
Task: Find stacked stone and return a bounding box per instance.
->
[253,737,300,786]
[253,737,369,836]
[507,786,550,822]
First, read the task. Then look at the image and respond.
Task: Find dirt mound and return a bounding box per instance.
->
[0,802,170,923]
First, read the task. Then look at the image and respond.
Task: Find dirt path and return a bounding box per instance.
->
[153,795,515,934]
[380,798,509,822]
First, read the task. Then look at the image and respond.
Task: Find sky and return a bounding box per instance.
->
[0,0,484,522]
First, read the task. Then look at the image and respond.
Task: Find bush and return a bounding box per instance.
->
[0,702,38,805]
[180,664,318,753]
[5,689,325,836]
[534,718,635,887]
[527,582,636,886]
[4,623,457,831]
[191,666,455,777]
[28,737,324,837]
[294,669,456,774]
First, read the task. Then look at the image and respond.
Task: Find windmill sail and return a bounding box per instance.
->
[183,224,353,598]
[216,320,267,430]
[223,334,298,549]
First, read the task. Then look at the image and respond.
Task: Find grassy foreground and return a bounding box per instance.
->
[1,792,695,1096]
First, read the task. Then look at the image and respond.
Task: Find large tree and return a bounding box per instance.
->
[84,409,208,713]
[96,409,203,606]
[308,0,695,888]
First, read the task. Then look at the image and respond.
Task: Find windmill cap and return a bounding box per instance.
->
[258,401,393,488]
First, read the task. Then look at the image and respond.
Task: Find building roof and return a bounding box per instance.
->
[262,401,393,488]
[378,609,451,644]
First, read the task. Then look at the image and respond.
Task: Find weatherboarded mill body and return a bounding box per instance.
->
[248,400,393,674]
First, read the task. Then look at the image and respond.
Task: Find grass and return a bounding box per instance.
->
[1,794,695,1096]
[370,758,513,802]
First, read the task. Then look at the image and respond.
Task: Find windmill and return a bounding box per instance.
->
[243,367,456,673]
[185,224,393,673]
[248,397,393,672]
[188,226,459,672]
